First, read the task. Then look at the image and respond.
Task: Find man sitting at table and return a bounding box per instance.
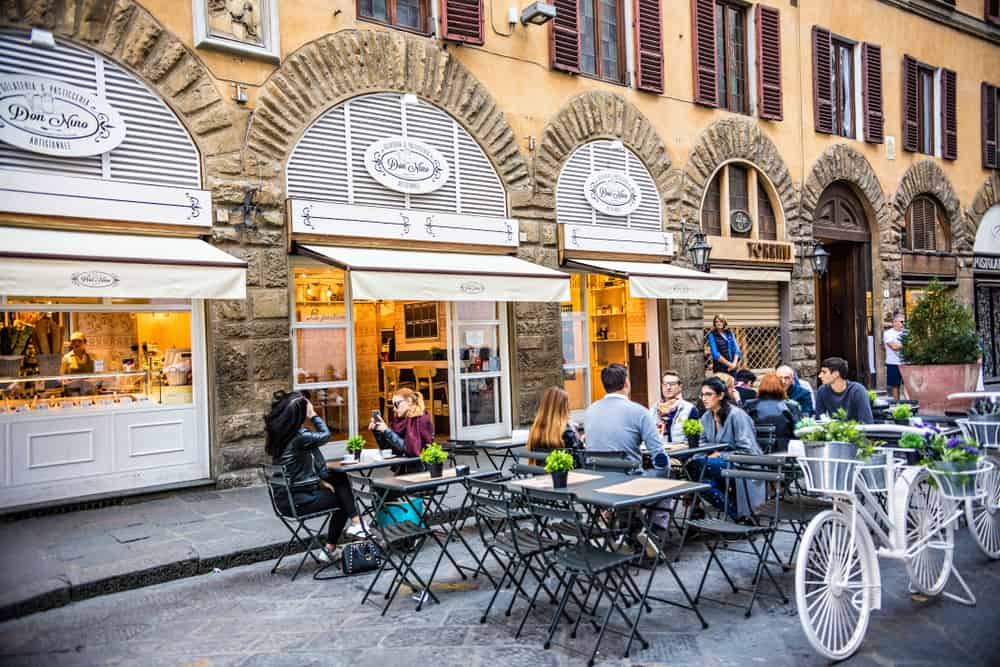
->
[584,364,667,472]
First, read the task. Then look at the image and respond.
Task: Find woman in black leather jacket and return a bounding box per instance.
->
[742,373,802,452]
[265,391,356,556]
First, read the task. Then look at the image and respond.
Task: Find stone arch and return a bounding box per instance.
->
[532,90,675,218]
[892,160,965,251]
[679,118,797,234]
[965,172,1000,251]
[0,0,240,162]
[246,29,529,204]
[800,144,889,242]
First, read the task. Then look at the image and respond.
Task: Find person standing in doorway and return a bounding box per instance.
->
[815,356,874,423]
[883,311,905,400]
[707,315,742,373]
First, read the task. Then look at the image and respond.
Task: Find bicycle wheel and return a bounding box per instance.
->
[795,510,873,661]
[964,453,1000,559]
[904,469,953,596]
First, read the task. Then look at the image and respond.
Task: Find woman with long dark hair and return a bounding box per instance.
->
[687,377,762,519]
[265,391,357,559]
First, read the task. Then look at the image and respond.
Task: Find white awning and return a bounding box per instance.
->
[565,258,728,300]
[299,245,570,302]
[711,267,791,283]
[0,226,247,299]
[974,205,1000,255]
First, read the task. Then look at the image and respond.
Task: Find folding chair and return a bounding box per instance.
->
[444,439,481,468]
[260,464,339,581]
[519,488,649,667]
[687,457,789,617]
[754,424,778,454]
[349,475,440,615]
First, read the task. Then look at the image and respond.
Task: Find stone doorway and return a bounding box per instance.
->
[813,183,876,386]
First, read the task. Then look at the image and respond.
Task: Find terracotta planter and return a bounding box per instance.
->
[899,363,980,415]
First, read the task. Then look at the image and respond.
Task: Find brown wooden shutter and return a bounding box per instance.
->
[812,26,833,134]
[690,0,718,107]
[984,83,999,170]
[941,68,958,160]
[634,0,664,93]
[441,0,484,45]
[902,55,919,152]
[755,5,782,121]
[550,0,581,73]
[861,42,884,144]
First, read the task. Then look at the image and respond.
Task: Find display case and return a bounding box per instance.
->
[1,370,155,414]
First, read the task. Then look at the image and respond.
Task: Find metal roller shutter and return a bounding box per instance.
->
[703,281,782,372]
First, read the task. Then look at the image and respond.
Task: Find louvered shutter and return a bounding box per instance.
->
[441,0,484,45]
[690,0,718,107]
[941,68,958,160]
[983,83,998,170]
[634,0,663,93]
[902,55,920,152]
[755,5,782,121]
[861,42,884,144]
[550,0,581,73]
[908,197,938,251]
[812,26,833,134]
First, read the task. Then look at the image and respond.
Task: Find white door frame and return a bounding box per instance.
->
[447,302,512,441]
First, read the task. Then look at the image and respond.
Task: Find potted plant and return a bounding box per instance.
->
[898,431,930,466]
[346,435,366,461]
[969,400,1000,423]
[902,427,984,497]
[544,449,575,489]
[682,418,704,448]
[420,442,448,478]
[798,409,873,492]
[899,279,982,414]
[890,404,912,426]
[855,435,887,490]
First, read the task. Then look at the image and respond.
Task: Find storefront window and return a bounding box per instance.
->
[561,274,590,413]
[294,328,348,384]
[0,306,194,413]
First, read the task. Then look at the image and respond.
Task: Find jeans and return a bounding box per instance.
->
[686,455,736,520]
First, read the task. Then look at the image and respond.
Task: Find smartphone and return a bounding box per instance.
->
[372,409,382,422]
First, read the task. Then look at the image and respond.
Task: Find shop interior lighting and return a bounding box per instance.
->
[520,1,556,25]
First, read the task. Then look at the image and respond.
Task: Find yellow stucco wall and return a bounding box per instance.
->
[138,0,999,208]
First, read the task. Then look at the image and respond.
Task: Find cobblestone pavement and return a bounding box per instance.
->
[1,521,997,667]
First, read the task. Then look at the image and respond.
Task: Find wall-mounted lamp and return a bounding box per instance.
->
[520,1,556,25]
[679,218,712,272]
[238,187,260,232]
[807,241,830,275]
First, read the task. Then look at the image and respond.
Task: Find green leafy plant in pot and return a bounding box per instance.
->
[899,279,981,414]
[420,443,448,478]
[346,435,366,461]
[799,409,877,491]
[970,400,1000,423]
[544,449,575,489]
[890,404,912,426]
[902,426,984,497]
[682,418,704,448]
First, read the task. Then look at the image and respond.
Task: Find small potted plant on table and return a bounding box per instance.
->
[346,435,366,462]
[544,449,575,489]
[420,442,448,478]
[890,404,912,426]
[682,418,704,449]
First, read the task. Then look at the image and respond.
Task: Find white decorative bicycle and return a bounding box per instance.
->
[956,418,1000,559]
[793,447,993,661]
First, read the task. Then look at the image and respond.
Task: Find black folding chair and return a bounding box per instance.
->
[519,488,648,667]
[260,464,339,581]
[348,475,440,615]
[754,424,778,454]
[687,456,789,617]
[444,439,481,468]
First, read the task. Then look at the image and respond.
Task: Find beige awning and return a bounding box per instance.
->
[0,226,247,299]
[564,258,728,300]
[711,267,791,283]
[299,245,570,302]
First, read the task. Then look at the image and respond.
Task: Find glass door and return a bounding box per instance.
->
[449,301,510,440]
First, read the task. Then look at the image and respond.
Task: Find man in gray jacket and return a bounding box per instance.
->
[584,364,666,470]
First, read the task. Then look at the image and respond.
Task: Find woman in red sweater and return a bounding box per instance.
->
[370,388,434,473]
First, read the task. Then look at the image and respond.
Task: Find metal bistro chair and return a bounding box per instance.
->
[687,456,789,618]
[260,464,340,581]
[754,424,778,454]
[519,487,649,667]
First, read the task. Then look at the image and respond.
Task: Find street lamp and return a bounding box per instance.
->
[679,218,712,272]
[808,241,830,275]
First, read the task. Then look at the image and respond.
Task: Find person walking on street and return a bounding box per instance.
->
[883,311,905,400]
[707,315,742,373]
[815,357,874,423]
[584,364,666,470]
[776,365,814,417]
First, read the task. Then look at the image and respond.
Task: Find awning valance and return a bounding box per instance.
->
[0,227,247,299]
[564,258,728,300]
[299,245,570,302]
[711,267,791,283]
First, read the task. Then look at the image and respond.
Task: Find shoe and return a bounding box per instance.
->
[317,546,342,563]
[635,530,661,559]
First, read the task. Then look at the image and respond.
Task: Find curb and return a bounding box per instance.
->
[0,541,293,623]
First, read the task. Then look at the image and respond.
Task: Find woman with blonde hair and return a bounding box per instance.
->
[527,387,583,455]
[370,387,434,462]
[707,314,741,373]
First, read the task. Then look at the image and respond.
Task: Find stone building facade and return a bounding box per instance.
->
[1,0,997,488]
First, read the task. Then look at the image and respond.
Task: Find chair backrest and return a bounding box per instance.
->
[721,455,786,521]
[511,463,546,478]
[522,487,584,545]
[260,464,298,519]
[754,424,778,454]
[584,457,639,474]
[413,365,437,383]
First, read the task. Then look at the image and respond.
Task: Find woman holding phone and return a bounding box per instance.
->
[370,388,434,474]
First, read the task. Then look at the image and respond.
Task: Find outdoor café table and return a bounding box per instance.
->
[948,391,1000,404]
[369,467,496,610]
[444,436,526,471]
[326,455,421,479]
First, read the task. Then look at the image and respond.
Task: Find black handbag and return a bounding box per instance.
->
[341,540,382,575]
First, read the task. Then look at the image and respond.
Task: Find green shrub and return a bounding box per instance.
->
[544,449,575,473]
[900,279,980,365]
[346,435,366,452]
[890,404,912,420]
[420,443,448,465]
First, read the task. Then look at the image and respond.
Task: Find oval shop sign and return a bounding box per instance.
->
[364,136,450,195]
[0,75,126,157]
[71,271,120,289]
[584,170,642,217]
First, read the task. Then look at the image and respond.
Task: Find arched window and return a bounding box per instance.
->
[700,163,782,240]
[904,195,950,252]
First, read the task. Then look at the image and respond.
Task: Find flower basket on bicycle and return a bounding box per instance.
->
[926,460,994,501]
[799,441,860,495]
[957,418,1000,450]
